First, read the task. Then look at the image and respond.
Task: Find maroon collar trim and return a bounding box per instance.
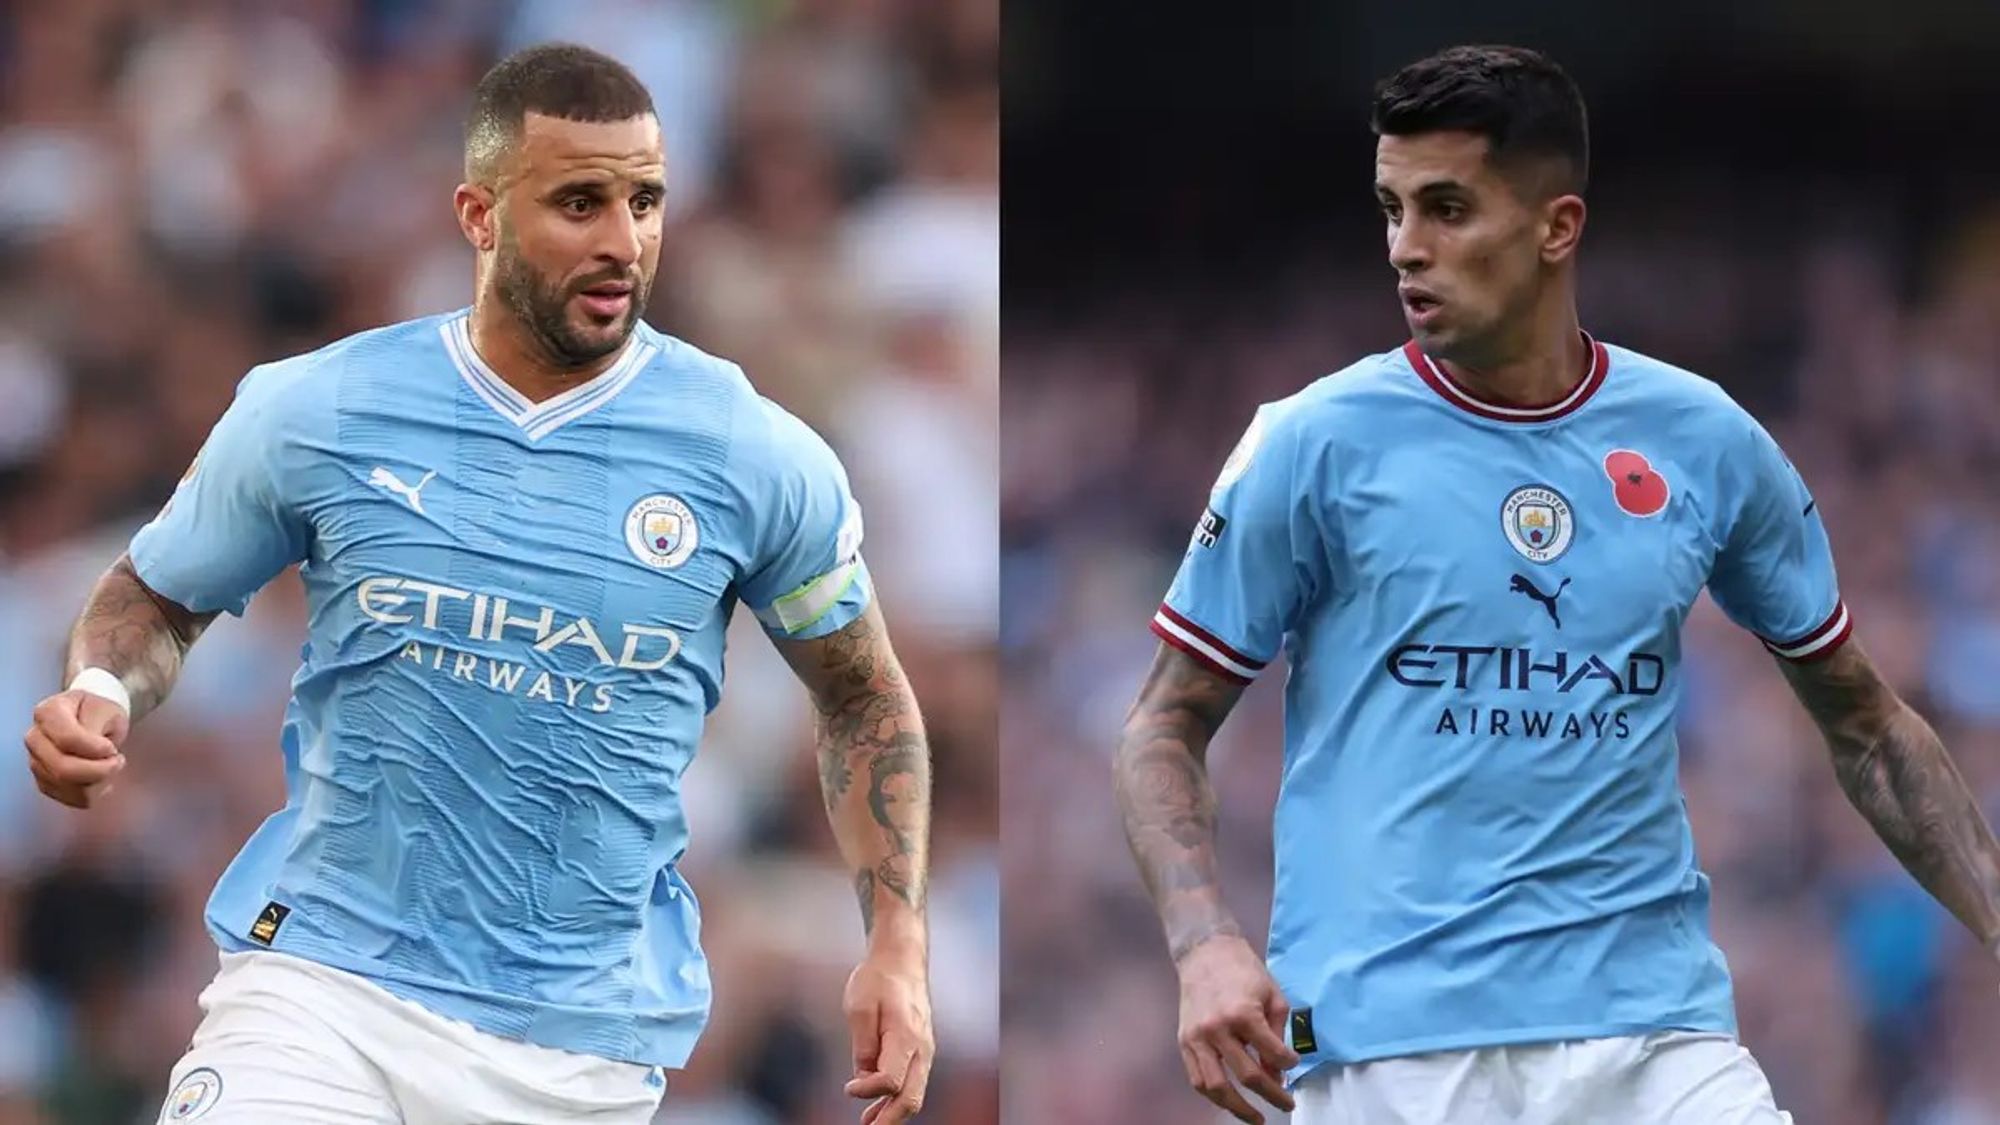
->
[1404,333,1609,423]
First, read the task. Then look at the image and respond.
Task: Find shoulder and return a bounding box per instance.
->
[1291,348,1415,413]
[631,321,740,391]
[628,323,790,426]
[635,326,845,479]
[237,313,458,409]
[738,392,844,482]
[1596,341,1765,441]
[1592,342,1800,520]
[1230,349,1414,462]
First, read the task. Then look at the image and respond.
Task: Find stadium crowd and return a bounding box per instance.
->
[1003,197,2000,1125]
[0,1,996,1123]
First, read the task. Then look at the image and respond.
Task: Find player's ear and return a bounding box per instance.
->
[1540,193,1585,265]
[454,182,498,254]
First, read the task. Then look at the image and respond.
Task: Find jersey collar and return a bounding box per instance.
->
[1404,332,1608,424]
[441,312,657,442]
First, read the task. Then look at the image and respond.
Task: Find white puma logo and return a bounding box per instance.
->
[369,467,436,514]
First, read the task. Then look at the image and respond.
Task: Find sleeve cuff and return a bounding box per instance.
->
[127,537,249,618]
[1758,598,1852,663]
[1150,604,1268,685]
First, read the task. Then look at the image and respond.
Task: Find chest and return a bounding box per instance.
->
[1330,430,1718,644]
[300,415,743,642]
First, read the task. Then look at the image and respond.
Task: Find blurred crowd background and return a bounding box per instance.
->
[1004,2,2000,1124]
[0,1,996,1124]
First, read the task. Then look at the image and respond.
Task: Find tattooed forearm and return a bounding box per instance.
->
[854,869,877,937]
[776,602,931,945]
[65,554,215,720]
[1782,639,2000,948]
[1114,645,1248,963]
[865,740,927,911]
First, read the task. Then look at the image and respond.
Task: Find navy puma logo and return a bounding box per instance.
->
[1509,574,1570,629]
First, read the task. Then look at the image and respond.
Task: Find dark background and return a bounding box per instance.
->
[1003,4,2000,1124]
[1006,0,2000,297]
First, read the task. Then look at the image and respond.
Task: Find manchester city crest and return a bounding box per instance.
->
[1500,484,1574,564]
[624,494,700,569]
[165,1067,223,1120]
[1213,408,1269,493]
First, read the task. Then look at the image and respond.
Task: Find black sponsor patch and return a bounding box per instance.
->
[248,901,290,946]
[1288,1008,1320,1048]
[1290,1007,1318,1055]
[1195,508,1227,548]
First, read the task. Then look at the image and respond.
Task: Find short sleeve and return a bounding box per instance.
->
[738,402,872,641]
[1151,402,1322,683]
[1707,416,1849,662]
[128,368,310,617]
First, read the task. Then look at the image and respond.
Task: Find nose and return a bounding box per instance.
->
[594,201,643,271]
[1388,217,1429,274]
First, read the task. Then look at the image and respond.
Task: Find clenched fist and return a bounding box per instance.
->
[23,689,129,808]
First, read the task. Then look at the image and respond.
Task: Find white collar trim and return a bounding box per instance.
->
[440,313,655,441]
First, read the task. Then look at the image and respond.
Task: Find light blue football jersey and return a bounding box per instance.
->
[1152,335,1848,1080]
[129,309,870,1066]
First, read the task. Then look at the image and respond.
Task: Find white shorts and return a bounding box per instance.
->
[1291,1031,1791,1125]
[157,950,668,1125]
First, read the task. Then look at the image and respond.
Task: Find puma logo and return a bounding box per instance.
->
[369,467,436,514]
[1509,573,1570,629]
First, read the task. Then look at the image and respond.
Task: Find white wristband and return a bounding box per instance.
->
[68,667,131,715]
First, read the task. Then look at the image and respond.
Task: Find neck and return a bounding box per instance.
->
[467,291,626,405]
[1432,293,1585,409]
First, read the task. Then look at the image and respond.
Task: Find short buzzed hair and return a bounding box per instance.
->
[465,43,656,185]
[1371,45,1589,199]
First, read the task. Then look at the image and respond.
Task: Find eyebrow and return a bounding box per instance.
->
[1376,179,1472,199]
[550,176,667,196]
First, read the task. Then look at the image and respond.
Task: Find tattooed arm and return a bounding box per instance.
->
[1115,644,1297,1124]
[774,599,931,944]
[66,553,218,719]
[1115,642,1248,961]
[772,598,933,1124]
[1781,637,2000,950]
[23,554,216,809]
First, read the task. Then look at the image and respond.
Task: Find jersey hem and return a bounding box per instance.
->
[1285,1015,1736,1088]
[210,927,704,1068]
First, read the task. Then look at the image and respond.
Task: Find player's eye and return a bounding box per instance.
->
[631,192,659,214]
[561,196,595,216]
[1435,201,1468,222]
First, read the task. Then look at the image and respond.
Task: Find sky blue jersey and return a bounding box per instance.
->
[1152,335,1847,1080]
[129,310,870,1067]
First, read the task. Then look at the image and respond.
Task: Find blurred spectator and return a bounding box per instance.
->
[0,3,996,1124]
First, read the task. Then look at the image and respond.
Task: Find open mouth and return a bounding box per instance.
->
[576,282,634,318]
[1401,289,1444,322]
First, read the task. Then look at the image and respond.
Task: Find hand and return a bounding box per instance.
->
[23,689,129,809]
[1176,933,1300,1124]
[843,949,934,1124]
